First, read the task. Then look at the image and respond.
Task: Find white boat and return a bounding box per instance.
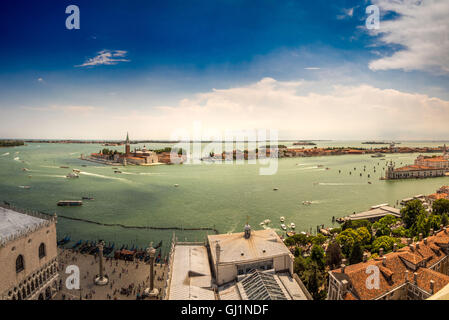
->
[280,216,285,222]
[19,186,31,189]
[281,224,287,231]
[302,201,312,205]
[290,223,296,229]
[174,184,179,187]
[260,222,265,226]
[66,172,79,178]
[263,219,271,225]
[273,187,279,191]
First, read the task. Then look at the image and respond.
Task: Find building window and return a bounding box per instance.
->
[16,255,24,273]
[39,243,46,259]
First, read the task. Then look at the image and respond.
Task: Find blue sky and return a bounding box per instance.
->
[1,0,448,139]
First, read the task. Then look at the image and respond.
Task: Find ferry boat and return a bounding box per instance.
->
[280,216,285,222]
[57,200,83,207]
[280,224,287,231]
[290,222,296,229]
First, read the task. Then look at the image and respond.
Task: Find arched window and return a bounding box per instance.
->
[16,255,24,273]
[39,243,46,259]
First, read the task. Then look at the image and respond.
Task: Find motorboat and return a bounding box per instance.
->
[281,224,287,231]
[302,201,312,205]
[66,172,79,178]
[290,223,296,229]
[280,216,285,222]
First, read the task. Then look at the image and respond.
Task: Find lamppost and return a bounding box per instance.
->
[94,240,109,286]
[145,242,159,298]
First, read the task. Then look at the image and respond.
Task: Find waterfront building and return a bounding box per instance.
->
[339,205,400,223]
[327,227,449,300]
[164,225,311,300]
[0,204,59,300]
[385,161,446,180]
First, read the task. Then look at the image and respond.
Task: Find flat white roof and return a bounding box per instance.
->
[0,206,46,239]
[167,244,215,300]
[208,229,291,265]
[345,206,400,221]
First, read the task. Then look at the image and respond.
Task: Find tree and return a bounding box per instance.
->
[372,236,398,253]
[349,242,363,265]
[336,228,360,256]
[312,234,327,246]
[310,245,325,270]
[433,199,449,215]
[325,241,342,270]
[356,227,371,245]
[442,214,449,227]
[414,213,431,237]
[401,200,426,229]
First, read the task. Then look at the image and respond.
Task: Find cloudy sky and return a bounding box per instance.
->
[0,0,448,140]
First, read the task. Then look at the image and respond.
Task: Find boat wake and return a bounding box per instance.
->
[79,171,131,182]
[1,152,9,157]
[318,182,365,186]
[33,174,67,179]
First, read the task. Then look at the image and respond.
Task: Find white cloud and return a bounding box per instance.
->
[111,78,449,140]
[37,77,44,83]
[76,50,130,67]
[5,78,449,140]
[369,0,449,74]
[337,7,355,20]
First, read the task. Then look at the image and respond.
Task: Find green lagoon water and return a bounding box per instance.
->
[1,141,448,254]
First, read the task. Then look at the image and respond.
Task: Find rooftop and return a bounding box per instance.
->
[330,228,449,300]
[207,229,291,265]
[344,205,400,221]
[167,244,215,300]
[0,206,48,239]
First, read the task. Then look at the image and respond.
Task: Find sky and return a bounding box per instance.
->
[0,0,448,140]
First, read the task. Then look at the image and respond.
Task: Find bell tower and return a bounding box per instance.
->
[125,132,130,156]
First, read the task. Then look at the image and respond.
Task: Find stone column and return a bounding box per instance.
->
[145,243,159,298]
[94,240,109,286]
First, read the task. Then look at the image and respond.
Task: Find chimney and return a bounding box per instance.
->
[445,227,448,234]
[416,242,420,249]
[430,280,435,294]
[413,272,418,284]
[393,243,397,252]
[407,238,412,245]
[363,252,368,262]
[440,224,444,230]
[409,244,415,251]
[419,233,423,241]
[430,228,434,236]
[341,259,347,273]
[382,256,387,267]
[405,270,409,283]
[424,238,428,245]
[379,248,384,257]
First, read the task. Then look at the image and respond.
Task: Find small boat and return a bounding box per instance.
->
[371,153,385,158]
[72,169,81,173]
[72,240,82,249]
[60,166,69,169]
[286,231,296,237]
[290,223,296,229]
[81,164,87,167]
[302,201,312,205]
[368,181,372,184]
[19,185,31,189]
[280,216,285,222]
[260,222,265,226]
[82,196,94,200]
[281,224,287,231]
[263,219,271,225]
[57,200,83,206]
[273,187,279,191]
[114,170,122,174]
[66,172,79,178]
[22,168,30,172]
[174,184,179,187]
